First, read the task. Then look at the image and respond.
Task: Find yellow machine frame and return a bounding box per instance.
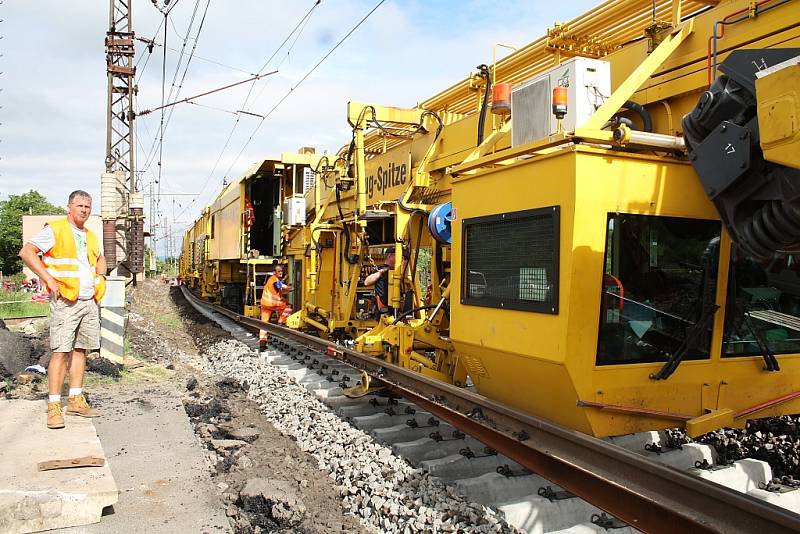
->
[186,0,800,438]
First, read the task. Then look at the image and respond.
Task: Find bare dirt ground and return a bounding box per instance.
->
[2,280,366,533]
[126,280,367,533]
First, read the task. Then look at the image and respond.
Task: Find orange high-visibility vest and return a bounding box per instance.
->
[44,218,106,302]
[260,274,284,307]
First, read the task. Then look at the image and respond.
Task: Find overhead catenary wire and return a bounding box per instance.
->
[241,0,323,115]
[218,8,319,181]
[140,0,210,177]
[137,70,278,116]
[150,0,195,257]
[203,1,322,182]
[245,5,317,114]
[174,0,323,223]
[135,36,253,75]
[164,0,203,106]
[153,10,169,253]
[139,0,215,255]
[220,0,388,184]
[134,16,166,73]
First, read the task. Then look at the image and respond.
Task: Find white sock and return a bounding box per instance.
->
[48,395,61,403]
[68,388,82,397]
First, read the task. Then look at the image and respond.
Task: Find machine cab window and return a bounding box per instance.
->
[596,214,721,365]
[723,249,800,358]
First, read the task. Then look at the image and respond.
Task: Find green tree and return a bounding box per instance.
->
[157,256,178,277]
[0,190,66,274]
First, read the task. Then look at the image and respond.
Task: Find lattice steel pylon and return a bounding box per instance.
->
[103,0,144,275]
[105,0,135,182]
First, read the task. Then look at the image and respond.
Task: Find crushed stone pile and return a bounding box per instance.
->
[198,338,522,534]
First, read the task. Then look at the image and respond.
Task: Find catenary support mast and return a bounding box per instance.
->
[102,0,144,278]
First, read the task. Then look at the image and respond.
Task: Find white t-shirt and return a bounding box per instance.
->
[29,224,96,300]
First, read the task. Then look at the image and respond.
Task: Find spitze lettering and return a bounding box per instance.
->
[366,161,408,199]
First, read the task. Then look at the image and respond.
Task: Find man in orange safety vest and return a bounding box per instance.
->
[18,190,107,430]
[259,264,292,351]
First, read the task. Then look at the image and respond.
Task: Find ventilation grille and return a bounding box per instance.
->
[463,207,560,313]
[511,77,551,147]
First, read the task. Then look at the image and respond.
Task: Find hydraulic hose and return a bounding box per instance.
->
[476,64,492,146]
[392,304,439,325]
[622,100,652,132]
[334,184,359,264]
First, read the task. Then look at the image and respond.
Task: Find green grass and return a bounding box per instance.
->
[83,369,129,386]
[154,312,181,328]
[83,364,173,387]
[2,376,16,391]
[136,366,171,379]
[0,290,49,319]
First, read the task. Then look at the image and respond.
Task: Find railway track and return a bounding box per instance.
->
[181,286,800,534]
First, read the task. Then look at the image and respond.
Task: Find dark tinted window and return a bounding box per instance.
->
[596,214,721,365]
[723,249,800,357]
[462,206,559,313]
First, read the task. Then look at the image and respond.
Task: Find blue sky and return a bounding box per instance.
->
[1,0,599,254]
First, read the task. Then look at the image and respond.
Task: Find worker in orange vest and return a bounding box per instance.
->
[18,190,107,430]
[259,264,292,351]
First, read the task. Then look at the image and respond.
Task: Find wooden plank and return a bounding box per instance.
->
[38,455,105,472]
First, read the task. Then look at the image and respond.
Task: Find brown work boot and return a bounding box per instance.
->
[47,402,65,429]
[66,394,99,418]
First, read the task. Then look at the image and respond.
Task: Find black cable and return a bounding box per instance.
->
[397,110,443,213]
[221,0,387,179]
[408,211,425,307]
[392,305,438,325]
[313,156,344,189]
[334,185,359,264]
[141,0,210,177]
[622,100,653,132]
[476,64,491,145]
[205,0,322,193]
[154,13,169,253]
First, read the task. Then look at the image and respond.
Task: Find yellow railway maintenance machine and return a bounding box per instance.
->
[287,0,800,438]
[181,149,321,317]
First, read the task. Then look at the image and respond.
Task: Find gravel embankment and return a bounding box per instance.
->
[198,338,521,534]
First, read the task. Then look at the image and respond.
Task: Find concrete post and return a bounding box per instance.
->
[100,276,126,364]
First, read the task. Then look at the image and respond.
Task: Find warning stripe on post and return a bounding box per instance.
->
[100,306,125,364]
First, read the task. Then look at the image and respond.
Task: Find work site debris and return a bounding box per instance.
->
[86,356,122,378]
[0,328,33,377]
[186,376,199,391]
[227,426,260,443]
[199,338,521,534]
[15,372,34,385]
[238,477,307,529]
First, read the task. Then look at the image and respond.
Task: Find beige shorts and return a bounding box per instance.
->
[50,298,100,353]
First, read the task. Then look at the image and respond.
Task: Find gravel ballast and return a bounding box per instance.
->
[199,338,521,534]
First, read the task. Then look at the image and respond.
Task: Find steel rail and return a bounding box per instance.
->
[181,287,800,534]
